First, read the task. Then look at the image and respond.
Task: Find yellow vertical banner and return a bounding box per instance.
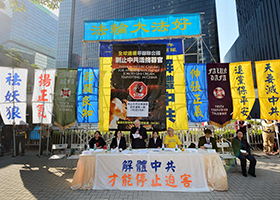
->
[166,54,188,130]
[99,56,112,131]
[229,61,255,120]
[255,60,280,119]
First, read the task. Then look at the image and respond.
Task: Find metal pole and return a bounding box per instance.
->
[13,125,16,157]
[197,37,199,63]
[38,126,42,157]
[200,36,204,63]
[246,126,250,145]
[46,125,50,156]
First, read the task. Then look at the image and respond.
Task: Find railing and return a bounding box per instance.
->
[48,123,264,150]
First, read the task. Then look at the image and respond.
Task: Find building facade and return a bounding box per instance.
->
[224,0,280,63]
[56,0,220,69]
[0,0,58,69]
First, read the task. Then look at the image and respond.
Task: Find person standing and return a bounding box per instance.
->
[234,120,251,137]
[232,129,257,177]
[130,120,147,149]
[14,124,28,156]
[262,119,275,155]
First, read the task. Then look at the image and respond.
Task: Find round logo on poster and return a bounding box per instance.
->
[213,87,225,99]
[129,81,148,100]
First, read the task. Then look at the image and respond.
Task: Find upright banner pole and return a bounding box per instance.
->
[13,125,16,157]
[46,125,50,156]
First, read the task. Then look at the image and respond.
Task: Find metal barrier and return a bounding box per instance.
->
[49,123,264,150]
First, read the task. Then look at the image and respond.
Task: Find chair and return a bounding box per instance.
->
[66,144,83,169]
[48,144,68,170]
[217,141,238,172]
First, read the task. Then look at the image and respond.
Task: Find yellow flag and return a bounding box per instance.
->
[230,61,255,120]
[255,59,280,119]
[166,54,188,130]
[99,57,112,131]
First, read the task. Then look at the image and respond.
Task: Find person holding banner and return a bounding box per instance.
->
[110,130,127,150]
[89,131,106,149]
[262,119,276,155]
[232,129,256,177]
[198,129,218,151]
[148,131,162,148]
[130,120,147,149]
[164,127,182,148]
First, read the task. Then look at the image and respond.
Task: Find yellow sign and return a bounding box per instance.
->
[230,61,255,120]
[255,60,280,119]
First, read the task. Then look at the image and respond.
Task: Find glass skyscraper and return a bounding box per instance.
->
[0,0,58,69]
[224,0,280,63]
[56,0,220,68]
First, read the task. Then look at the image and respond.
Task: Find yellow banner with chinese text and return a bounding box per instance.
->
[230,61,255,120]
[99,57,112,131]
[166,54,188,130]
[255,60,280,119]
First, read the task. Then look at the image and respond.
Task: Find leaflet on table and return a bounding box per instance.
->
[203,144,213,149]
[207,149,216,153]
[164,148,182,152]
[186,148,198,153]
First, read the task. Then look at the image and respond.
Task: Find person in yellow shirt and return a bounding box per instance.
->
[164,127,182,148]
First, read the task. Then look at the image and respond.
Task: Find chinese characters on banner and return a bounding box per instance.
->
[76,67,99,123]
[207,64,233,127]
[0,67,27,125]
[110,44,166,130]
[229,62,255,120]
[184,63,209,122]
[98,39,188,131]
[255,60,280,119]
[84,13,201,41]
[32,69,56,124]
[54,69,77,129]
[94,154,209,192]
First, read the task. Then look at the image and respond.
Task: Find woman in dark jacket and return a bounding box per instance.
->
[110,130,127,150]
[148,131,162,148]
[89,131,106,149]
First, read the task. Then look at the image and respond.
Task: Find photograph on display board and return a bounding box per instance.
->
[110,44,166,131]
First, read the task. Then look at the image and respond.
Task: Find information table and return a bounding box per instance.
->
[71,149,228,192]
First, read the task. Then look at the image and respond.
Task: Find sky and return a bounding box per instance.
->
[45,0,239,61]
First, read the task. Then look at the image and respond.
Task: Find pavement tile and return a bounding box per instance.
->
[0,151,280,200]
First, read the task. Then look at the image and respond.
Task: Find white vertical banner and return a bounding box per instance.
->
[32,69,56,124]
[0,67,28,125]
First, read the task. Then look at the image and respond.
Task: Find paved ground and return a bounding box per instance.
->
[0,150,280,200]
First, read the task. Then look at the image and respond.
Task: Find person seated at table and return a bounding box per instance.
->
[232,129,257,177]
[164,127,182,148]
[110,130,127,150]
[148,131,162,148]
[198,129,218,151]
[89,131,106,149]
